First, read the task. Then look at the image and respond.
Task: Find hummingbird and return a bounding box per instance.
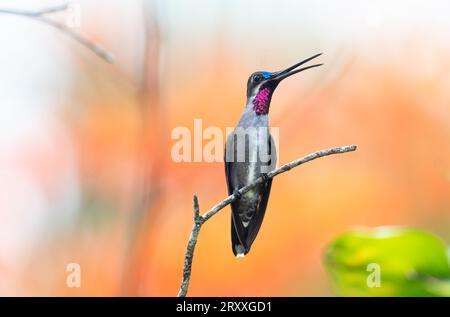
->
[224,53,323,257]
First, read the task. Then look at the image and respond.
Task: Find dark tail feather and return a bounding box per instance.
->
[231,216,248,257]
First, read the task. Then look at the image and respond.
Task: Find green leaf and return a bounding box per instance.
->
[324,226,450,296]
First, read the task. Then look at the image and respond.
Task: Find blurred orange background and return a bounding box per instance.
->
[0,0,449,296]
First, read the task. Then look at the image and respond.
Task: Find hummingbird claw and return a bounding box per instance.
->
[261,173,270,182]
[233,189,242,199]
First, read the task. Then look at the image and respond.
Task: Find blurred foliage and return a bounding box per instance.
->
[4,0,450,296]
[324,227,450,296]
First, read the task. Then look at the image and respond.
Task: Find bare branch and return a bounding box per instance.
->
[0,4,68,16]
[178,144,357,297]
[0,3,114,63]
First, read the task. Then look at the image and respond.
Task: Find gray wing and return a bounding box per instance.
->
[225,133,277,256]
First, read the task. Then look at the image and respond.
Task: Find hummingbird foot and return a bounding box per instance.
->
[233,189,242,200]
[260,173,270,182]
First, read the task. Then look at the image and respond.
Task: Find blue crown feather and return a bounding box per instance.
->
[261,71,271,79]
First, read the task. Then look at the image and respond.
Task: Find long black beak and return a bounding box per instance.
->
[270,53,323,82]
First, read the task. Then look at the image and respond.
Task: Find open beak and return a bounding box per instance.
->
[268,53,323,83]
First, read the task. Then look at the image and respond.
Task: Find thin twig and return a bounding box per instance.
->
[0,4,69,16]
[0,3,114,63]
[178,144,357,297]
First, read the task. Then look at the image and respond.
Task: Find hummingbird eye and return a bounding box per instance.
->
[253,74,263,83]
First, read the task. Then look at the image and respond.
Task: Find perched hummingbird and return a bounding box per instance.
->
[225,53,322,257]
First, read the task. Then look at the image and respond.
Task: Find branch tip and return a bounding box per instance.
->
[193,194,201,222]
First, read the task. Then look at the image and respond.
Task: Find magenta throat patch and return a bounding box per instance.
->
[252,88,271,115]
